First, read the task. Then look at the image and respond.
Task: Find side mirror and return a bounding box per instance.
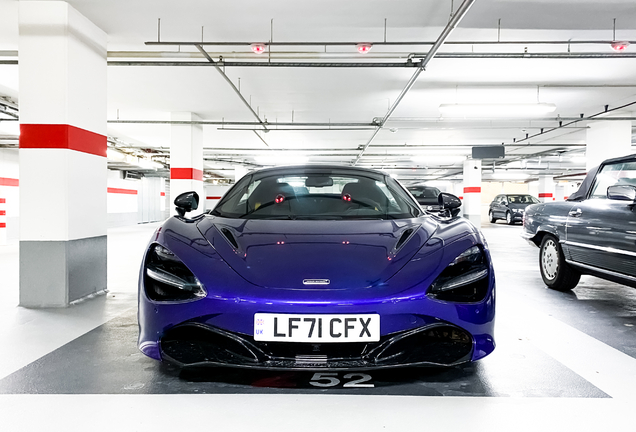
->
[438,193,462,217]
[607,185,636,202]
[174,191,199,217]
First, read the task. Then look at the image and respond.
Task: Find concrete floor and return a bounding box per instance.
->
[1,221,635,430]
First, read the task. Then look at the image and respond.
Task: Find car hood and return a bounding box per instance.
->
[197,217,436,290]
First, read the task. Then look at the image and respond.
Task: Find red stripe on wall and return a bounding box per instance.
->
[463,187,481,193]
[0,223,6,228]
[160,192,166,197]
[0,177,19,187]
[206,196,222,200]
[107,187,138,195]
[0,198,5,203]
[20,124,107,157]
[538,193,553,198]
[171,168,203,181]
[0,210,5,216]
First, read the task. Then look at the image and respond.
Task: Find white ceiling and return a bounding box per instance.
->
[1,0,636,183]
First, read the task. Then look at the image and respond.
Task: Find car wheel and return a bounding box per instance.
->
[489,211,496,223]
[539,235,581,291]
[505,211,514,225]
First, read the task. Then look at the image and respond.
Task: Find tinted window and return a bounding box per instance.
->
[590,161,636,199]
[506,195,539,204]
[213,171,421,220]
[407,186,441,199]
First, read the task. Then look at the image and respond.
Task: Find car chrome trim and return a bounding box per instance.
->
[566,260,636,283]
[564,241,636,258]
[303,279,330,285]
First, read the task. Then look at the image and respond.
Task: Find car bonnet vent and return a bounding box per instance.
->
[395,228,414,251]
[221,228,239,249]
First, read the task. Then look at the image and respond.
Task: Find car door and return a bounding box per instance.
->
[565,159,636,276]
[492,195,504,217]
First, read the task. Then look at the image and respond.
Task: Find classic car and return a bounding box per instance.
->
[138,165,496,369]
[522,154,636,291]
[489,194,540,225]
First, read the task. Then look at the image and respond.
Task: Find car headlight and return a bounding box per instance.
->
[143,244,206,302]
[428,245,490,303]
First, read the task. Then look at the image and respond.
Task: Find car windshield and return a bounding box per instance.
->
[506,195,539,204]
[212,170,422,220]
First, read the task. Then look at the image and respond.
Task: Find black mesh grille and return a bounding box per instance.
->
[160,323,473,369]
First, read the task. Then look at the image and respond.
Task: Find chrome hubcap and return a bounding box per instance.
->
[542,240,559,280]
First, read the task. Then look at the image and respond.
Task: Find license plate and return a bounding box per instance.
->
[254,313,380,343]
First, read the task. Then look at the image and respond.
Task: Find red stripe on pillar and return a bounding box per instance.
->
[538,193,553,198]
[20,124,107,157]
[0,223,6,228]
[0,178,19,187]
[463,187,481,193]
[171,168,203,181]
[0,198,5,203]
[107,187,138,195]
[0,210,5,216]
[160,192,166,197]
[206,196,222,200]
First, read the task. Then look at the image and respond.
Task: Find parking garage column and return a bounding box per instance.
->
[18,1,107,307]
[538,175,555,203]
[462,159,482,226]
[586,120,632,171]
[170,112,204,216]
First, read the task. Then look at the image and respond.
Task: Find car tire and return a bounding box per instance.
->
[489,211,496,223]
[539,234,581,291]
[505,211,514,225]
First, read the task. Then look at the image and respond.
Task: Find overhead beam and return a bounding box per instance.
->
[352,0,476,166]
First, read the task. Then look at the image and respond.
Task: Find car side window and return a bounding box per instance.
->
[590,161,636,199]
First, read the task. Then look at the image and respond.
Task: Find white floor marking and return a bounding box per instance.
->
[0,394,632,432]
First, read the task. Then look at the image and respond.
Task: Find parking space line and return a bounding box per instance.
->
[505,307,636,399]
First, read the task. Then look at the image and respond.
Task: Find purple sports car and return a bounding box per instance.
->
[138,165,495,369]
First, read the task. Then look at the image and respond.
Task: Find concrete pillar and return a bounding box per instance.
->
[586,121,632,171]
[462,159,482,226]
[538,175,555,203]
[18,1,107,307]
[170,112,204,216]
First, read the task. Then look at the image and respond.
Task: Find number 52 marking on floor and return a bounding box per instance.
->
[309,372,374,388]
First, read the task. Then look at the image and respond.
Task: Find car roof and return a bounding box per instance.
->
[246,164,388,178]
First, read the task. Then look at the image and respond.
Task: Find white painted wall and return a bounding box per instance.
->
[204,184,231,211]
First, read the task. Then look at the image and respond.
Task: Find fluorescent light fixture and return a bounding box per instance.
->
[491,171,530,180]
[107,148,126,162]
[0,121,20,136]
[411,155,467,164]
[439,103,556,117]
[255,152,308,166]
[138,158,163,170]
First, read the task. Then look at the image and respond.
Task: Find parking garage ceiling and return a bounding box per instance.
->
[1,0,636,183]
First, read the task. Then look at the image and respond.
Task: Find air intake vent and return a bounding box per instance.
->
[395,228,414,251]
[221,228,239,249]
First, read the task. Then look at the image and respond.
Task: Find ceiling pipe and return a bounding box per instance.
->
[108,120,377,126]
[194,44,270,140]
[352,0,476,166]
[106,118,636,126]
[145,40,636,48]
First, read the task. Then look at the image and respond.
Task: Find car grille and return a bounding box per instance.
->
[160,322,473,369]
